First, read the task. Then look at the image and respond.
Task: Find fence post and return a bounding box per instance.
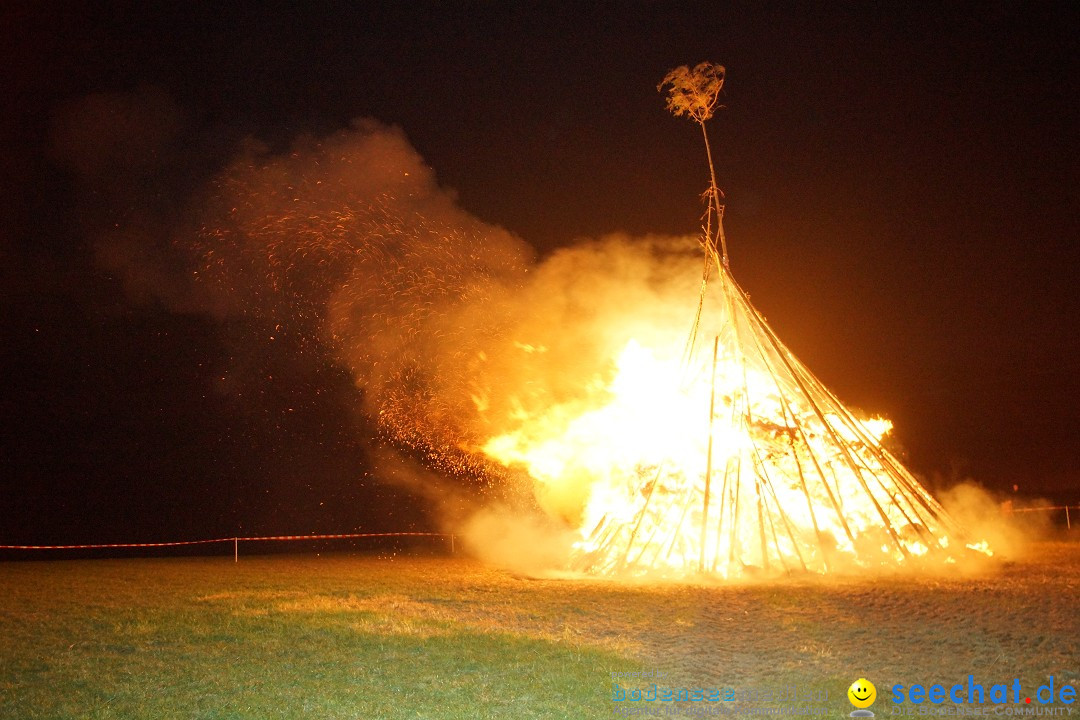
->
[451,534,455,554]
[1067,506,1072,531]
[234,537,238,563]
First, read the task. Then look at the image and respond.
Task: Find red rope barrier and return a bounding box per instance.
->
[0,532,453,551]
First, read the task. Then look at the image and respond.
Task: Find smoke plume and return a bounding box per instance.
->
[176,118,710,501]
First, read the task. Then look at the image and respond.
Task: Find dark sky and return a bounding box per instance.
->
[1,2,1077,543]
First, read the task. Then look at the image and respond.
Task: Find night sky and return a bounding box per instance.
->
[2,2,1077,545]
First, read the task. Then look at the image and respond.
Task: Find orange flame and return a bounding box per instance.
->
[482,261,988,579]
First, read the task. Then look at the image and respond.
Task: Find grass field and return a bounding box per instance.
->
[1,543,1078,719]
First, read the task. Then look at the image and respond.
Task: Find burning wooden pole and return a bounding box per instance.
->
[700,334,720,572]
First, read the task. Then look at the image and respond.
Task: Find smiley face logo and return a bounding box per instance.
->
[848,678,877,709]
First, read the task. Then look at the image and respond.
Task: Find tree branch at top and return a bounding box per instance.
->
[659,62,729,267]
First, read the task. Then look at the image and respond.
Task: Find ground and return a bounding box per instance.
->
[1,543,1077,719]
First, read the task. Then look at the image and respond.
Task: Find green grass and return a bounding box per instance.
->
[0,556,634,719]
[1,545,1078,718]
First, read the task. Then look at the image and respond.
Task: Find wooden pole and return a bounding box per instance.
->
[699,122,728,267]
[233,537,238,563]
[700,335,721,572]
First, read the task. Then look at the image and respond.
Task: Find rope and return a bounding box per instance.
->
[0,532,453,550]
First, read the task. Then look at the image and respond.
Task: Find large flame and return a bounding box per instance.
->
[483,259,987,579]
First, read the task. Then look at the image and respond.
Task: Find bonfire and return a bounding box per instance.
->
[485,64,989,578]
